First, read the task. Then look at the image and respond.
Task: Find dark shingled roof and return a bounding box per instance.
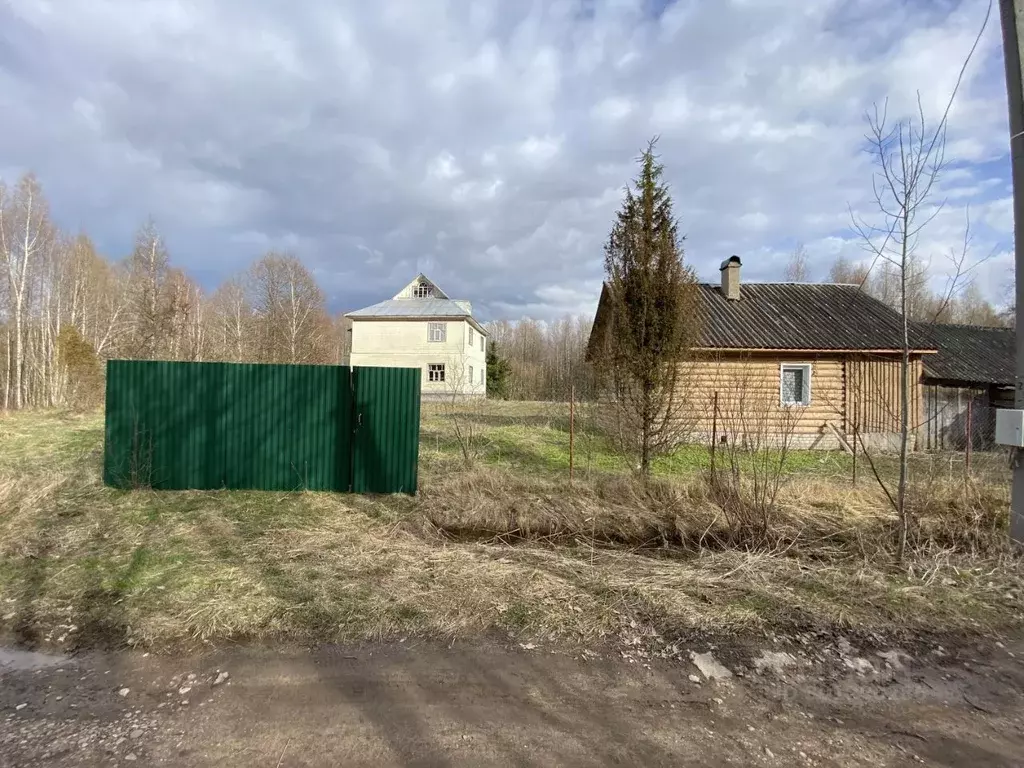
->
[695,283,934,351]
[914,323,1015,386]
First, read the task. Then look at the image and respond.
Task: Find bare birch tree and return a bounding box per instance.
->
[249,253,332,364]
[125,220,174,360]
[209,277,253,362]
[0,175,53,408]
[165,268,206,361]
[0,174,353,411]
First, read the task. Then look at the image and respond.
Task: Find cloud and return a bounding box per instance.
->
[0,0,1011,320]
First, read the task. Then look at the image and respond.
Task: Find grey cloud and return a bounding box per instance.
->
[0,0,1010,320]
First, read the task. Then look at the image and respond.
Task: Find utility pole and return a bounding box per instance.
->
[999,0,1024,543]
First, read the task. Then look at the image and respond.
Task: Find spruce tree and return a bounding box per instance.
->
[485,341,512,399]
[600,138,700,474]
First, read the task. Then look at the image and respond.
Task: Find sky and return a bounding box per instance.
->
[0,0,1014,321]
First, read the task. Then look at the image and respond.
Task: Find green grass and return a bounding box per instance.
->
[0,403,1020,653]
[0,411,103,469]
[420,401,862,480]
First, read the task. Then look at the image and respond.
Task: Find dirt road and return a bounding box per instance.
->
[2,638,1023,767]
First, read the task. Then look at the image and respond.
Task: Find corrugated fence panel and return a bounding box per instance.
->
[104,360,417,493]
[351,366,421,494]
[216,362,352,492]
[104,359,220,489]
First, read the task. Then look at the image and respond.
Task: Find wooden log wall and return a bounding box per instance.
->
[846,355,922,434]
[680,353,846,437]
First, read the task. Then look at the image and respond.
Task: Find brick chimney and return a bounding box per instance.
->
[719,255,742,301]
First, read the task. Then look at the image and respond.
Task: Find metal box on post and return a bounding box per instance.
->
[996,409,1024,448]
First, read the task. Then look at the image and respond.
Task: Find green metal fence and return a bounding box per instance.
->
[103,360,420,493]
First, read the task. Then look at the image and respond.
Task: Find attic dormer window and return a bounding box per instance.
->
[413,283,433,298]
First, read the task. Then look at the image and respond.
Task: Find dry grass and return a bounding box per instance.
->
[0,407,1021,653]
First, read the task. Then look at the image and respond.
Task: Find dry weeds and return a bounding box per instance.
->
[0,410,1021,653]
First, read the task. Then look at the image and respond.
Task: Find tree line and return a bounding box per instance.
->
[1,169,1010,413]
[0,174,341,410]
[0,171,599,412]
[485,315,595,402]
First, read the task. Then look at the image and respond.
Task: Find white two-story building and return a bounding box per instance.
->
[344,275,487,398]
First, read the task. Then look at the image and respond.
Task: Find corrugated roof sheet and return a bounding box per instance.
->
[347,298,471,318]
[346,297,489,335]
[915,323,1015,386]
[695,283,935,350]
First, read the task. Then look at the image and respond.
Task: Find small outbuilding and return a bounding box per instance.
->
[915,323,1015,449]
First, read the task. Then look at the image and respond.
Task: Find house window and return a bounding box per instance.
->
[413,283,432,298]
[469,365,474,383]
[780,364,812,406]
[468,327,474,346]
[480,336,484,352]
[428,322,446,342]
[480,368,485,385]
[428,364,445,383]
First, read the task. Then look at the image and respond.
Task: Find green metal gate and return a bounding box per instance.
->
[103,360,420,493]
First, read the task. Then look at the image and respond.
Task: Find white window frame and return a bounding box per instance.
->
[413,283,432,298]
[480,367,485,385]
[780,363,812,407]
[468,326,474,347]
[428,363,445,383]
[427,322,446,343]
[480,336,484,352]
[469,364,474,384]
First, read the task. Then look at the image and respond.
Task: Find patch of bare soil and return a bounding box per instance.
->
[2,633,1023,767]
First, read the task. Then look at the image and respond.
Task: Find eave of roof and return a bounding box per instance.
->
[693,346,936,354]
[346,301,488,335]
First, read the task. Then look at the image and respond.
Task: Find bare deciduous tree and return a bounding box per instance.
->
[0,174,349,411]
[440,351,486,467]
[124,220,174,360]
[166,269,206,361]
[249,252,334,364]
[849,2,990,560]
[0,175,53,408]
[484,314,594,401]
[783,243,809,282]
[703,357,801,542]
[826,256,871,286]
[208,277,254,362]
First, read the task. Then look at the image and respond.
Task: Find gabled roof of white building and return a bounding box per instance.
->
[345,274,488,335]
[348,297,471,318]
[394,273,450,300]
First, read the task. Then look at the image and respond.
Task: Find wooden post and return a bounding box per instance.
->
[710,391,719,485]
[852,421,858,486]
[569,384,575,482]
[966,397,973,475]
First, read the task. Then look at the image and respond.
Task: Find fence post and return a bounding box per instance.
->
[852,421,858,486]
[569,384,575,482]
[710,391,719,485]
[966,397,973,475]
